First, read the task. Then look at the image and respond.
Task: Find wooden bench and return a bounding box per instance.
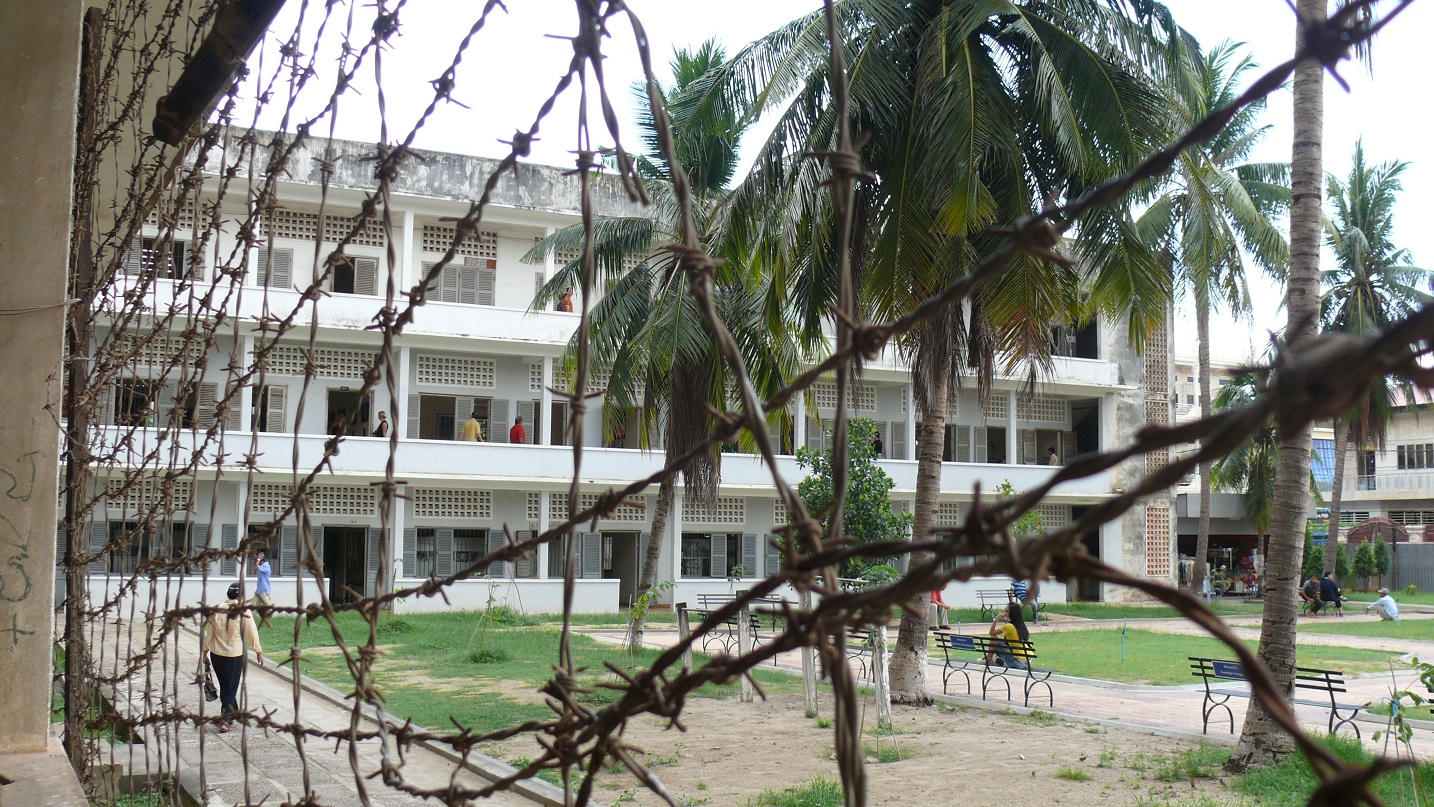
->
[689,594,766,656]
[935,632,1055,708]
[1188,657,1365,738]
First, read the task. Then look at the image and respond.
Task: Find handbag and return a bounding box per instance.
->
[202,658,218,703]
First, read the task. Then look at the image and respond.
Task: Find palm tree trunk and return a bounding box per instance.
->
[888,384,945,705]
[627,475,675,652]
[1193,292,1213,597]
[1324,418,1348,575]
[1227,0,1324,771]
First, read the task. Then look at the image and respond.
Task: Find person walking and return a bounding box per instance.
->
[509,415,526,444]
[1046,446,1060,466]
[251,548,272,626]
[461,409,483,442]
[372,411,389,437]
[202,583,264,733]
[1365,588,1400,621]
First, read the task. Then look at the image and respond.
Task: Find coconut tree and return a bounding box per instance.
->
[1211,372,1278,541]
[705,0,1196,704]
[1137,42,1290,599]
[523,42,801,651]
[1320,142,1428,575]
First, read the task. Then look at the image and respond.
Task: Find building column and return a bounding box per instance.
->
[396,345,412,438]
[793,389,806,450]
[1005,389,1018,464]
[536,490,551,578]
[238,333,256,430]
[399,209,416,291]
[389,484,405,588]
[542,225,556,291]
[540,356,554,447]
[905,382,917,461]
[670,491,685,582]
[0,0,82,753]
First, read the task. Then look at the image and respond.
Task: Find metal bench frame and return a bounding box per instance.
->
[936,632,1054,708]
[1188,657,1363,738]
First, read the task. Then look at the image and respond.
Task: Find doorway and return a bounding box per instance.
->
[1070,399,1100,460]
[604,531,641,605]
[324,526,368,604]
[550,400,569,446]
[327,389,372,436]
[1068,506,1102,601]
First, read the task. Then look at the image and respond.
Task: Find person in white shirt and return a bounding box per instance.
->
[1365,587,1400,622]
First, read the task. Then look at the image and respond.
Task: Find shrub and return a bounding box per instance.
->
[1406,584,1420,597]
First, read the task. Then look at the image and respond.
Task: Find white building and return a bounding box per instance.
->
[72,132,1175,614]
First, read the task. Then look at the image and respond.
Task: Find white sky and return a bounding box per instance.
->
[250,1,1431,366]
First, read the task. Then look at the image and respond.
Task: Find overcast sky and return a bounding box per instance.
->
[253,0,1431,365]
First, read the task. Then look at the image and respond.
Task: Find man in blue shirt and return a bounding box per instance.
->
[253,548,273,624]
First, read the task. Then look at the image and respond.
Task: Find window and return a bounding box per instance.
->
[252,385,287,432]
[1358,450,1377,490]
[1186,395,1195,405]
[419,395,492,440]
[681,534,711,578]
[454,529,486,577]
[247,524,283,577]
[1397,443,1434,470]
[680,532,742,579]
[108,522,192,575]
[415,528,438,578]
[142,236,192,279]
[115,379,156,426]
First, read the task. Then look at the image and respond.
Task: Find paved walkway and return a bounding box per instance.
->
[586,613,1434,759]
[95,620,542,807]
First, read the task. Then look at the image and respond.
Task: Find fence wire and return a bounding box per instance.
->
[52,1,1426,806]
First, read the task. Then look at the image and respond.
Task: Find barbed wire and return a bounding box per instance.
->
[53,1,1426,806]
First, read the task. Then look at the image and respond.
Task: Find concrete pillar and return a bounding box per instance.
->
[905,382,916,461]
[537,490,550,578]
[540,356,554,447]
[1005,390,1018,464]
[390,484,406,586]
[0,0,82,753]
[793,389,806,449]
[396,345,412,438]
[543,225,556,292]
[399,209,416,290]
[239,334,256,429]
[670,492,685,581]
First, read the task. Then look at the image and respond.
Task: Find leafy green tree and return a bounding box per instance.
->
[1138,42,1289,597]
[1334,540,1351,584]
[1320,142,1430,575]
[795,418,913,580]
[1372,538,1391,588]
[708,0,1195,706]
[1300,535,1324,582]
[1353,540,1377,587]
[1212,373,1277,539]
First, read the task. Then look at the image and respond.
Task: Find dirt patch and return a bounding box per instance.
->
[531,693,1242,806]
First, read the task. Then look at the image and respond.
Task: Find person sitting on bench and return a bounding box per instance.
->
[987,603,1031,670]
[1366,588,1400,621]
[1320,572,1346,613]
[1301,575,1323,616]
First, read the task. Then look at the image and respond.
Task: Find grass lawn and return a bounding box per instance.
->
[1298,615,1434,640]
[1235,732,1434,807]
[942,628,1409,685]
[1042,600,1266,620]
[257,609,790,735]
[1346,589,1434,606]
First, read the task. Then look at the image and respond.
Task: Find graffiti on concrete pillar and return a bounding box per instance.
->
[0,449,42,609]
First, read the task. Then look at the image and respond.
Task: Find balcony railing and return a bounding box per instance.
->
[1342,470,1434,493]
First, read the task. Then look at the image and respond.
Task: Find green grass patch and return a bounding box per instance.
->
[1043,601,1264,620]
[861,741,905,763]
[1026,629,1406,685]
[1346,589,1434,606]
[257,610,795,736]
[1236,733,1434,807]
[746,777,844,806]
[1153,742,1229,783]
[1299,616,1434,640]
[1055,765,1094,782]
[1005,708,1063,726]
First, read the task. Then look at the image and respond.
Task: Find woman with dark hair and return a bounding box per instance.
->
[202,583,264,732]
[988,602,1031,670]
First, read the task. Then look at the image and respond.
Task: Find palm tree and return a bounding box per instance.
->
[1137,42,1290,599]
[1320,142,1428,575]
[1211,372,1278,542]
[1228,0,1327,770]
[523,42,800,650]
[706,0,1196,704]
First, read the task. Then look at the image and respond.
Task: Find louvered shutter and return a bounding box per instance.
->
[517,400,536,444]
[458,265,478,304]
[89,521,108,573]
[157,381,179,428]
[308,524,325,568]
[490,399,510,443]
[638,532,650,574]
[973,426,988,464]
[891,421,906,461]
[487,531,512,577]
[764,534,781,576]
[1022,429,1038,465]
[56,528,68,567]
[515,530,534,578]
[257,248,292,288]
[402,527,417,578]
[124,235,143,275]
[956,425,972,463]
[406,393,421,439]
[265,385,287,432]
[710,533,726,579]
[741,534,757,580]
[768,418,785,454]
[95,384,114,425]
[220,524,239,575]
[368,527,382,574]
[436,528,454,577]
[806,418,822,452]
[440,264,460,303]
[422,261,440,298]
[581,533,602,579]
[189,524,209,574]
[455,396,475,432]
[196,382,219,426]
[353,257,378,296]
[281,525,298,576]
[1062,431,1078,462]
[476,268,496,306]
[534,272,545,300]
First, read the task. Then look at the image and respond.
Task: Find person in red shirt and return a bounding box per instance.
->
[509,415,526,444]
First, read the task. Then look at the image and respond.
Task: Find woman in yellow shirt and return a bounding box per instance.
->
[202,583,264,732]
[988,602,1031,670]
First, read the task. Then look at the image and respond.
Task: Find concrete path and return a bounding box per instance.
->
[586,616,1434,759]
[94,620,547,807]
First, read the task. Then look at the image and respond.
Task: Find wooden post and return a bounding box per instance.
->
[738,602,754,702]
[675,601,693,672]
[800,589,818,717]
[873,623,892,730]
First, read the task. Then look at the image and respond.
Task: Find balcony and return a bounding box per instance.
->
[1342,470,1434,498]
[90,427,1111,501]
